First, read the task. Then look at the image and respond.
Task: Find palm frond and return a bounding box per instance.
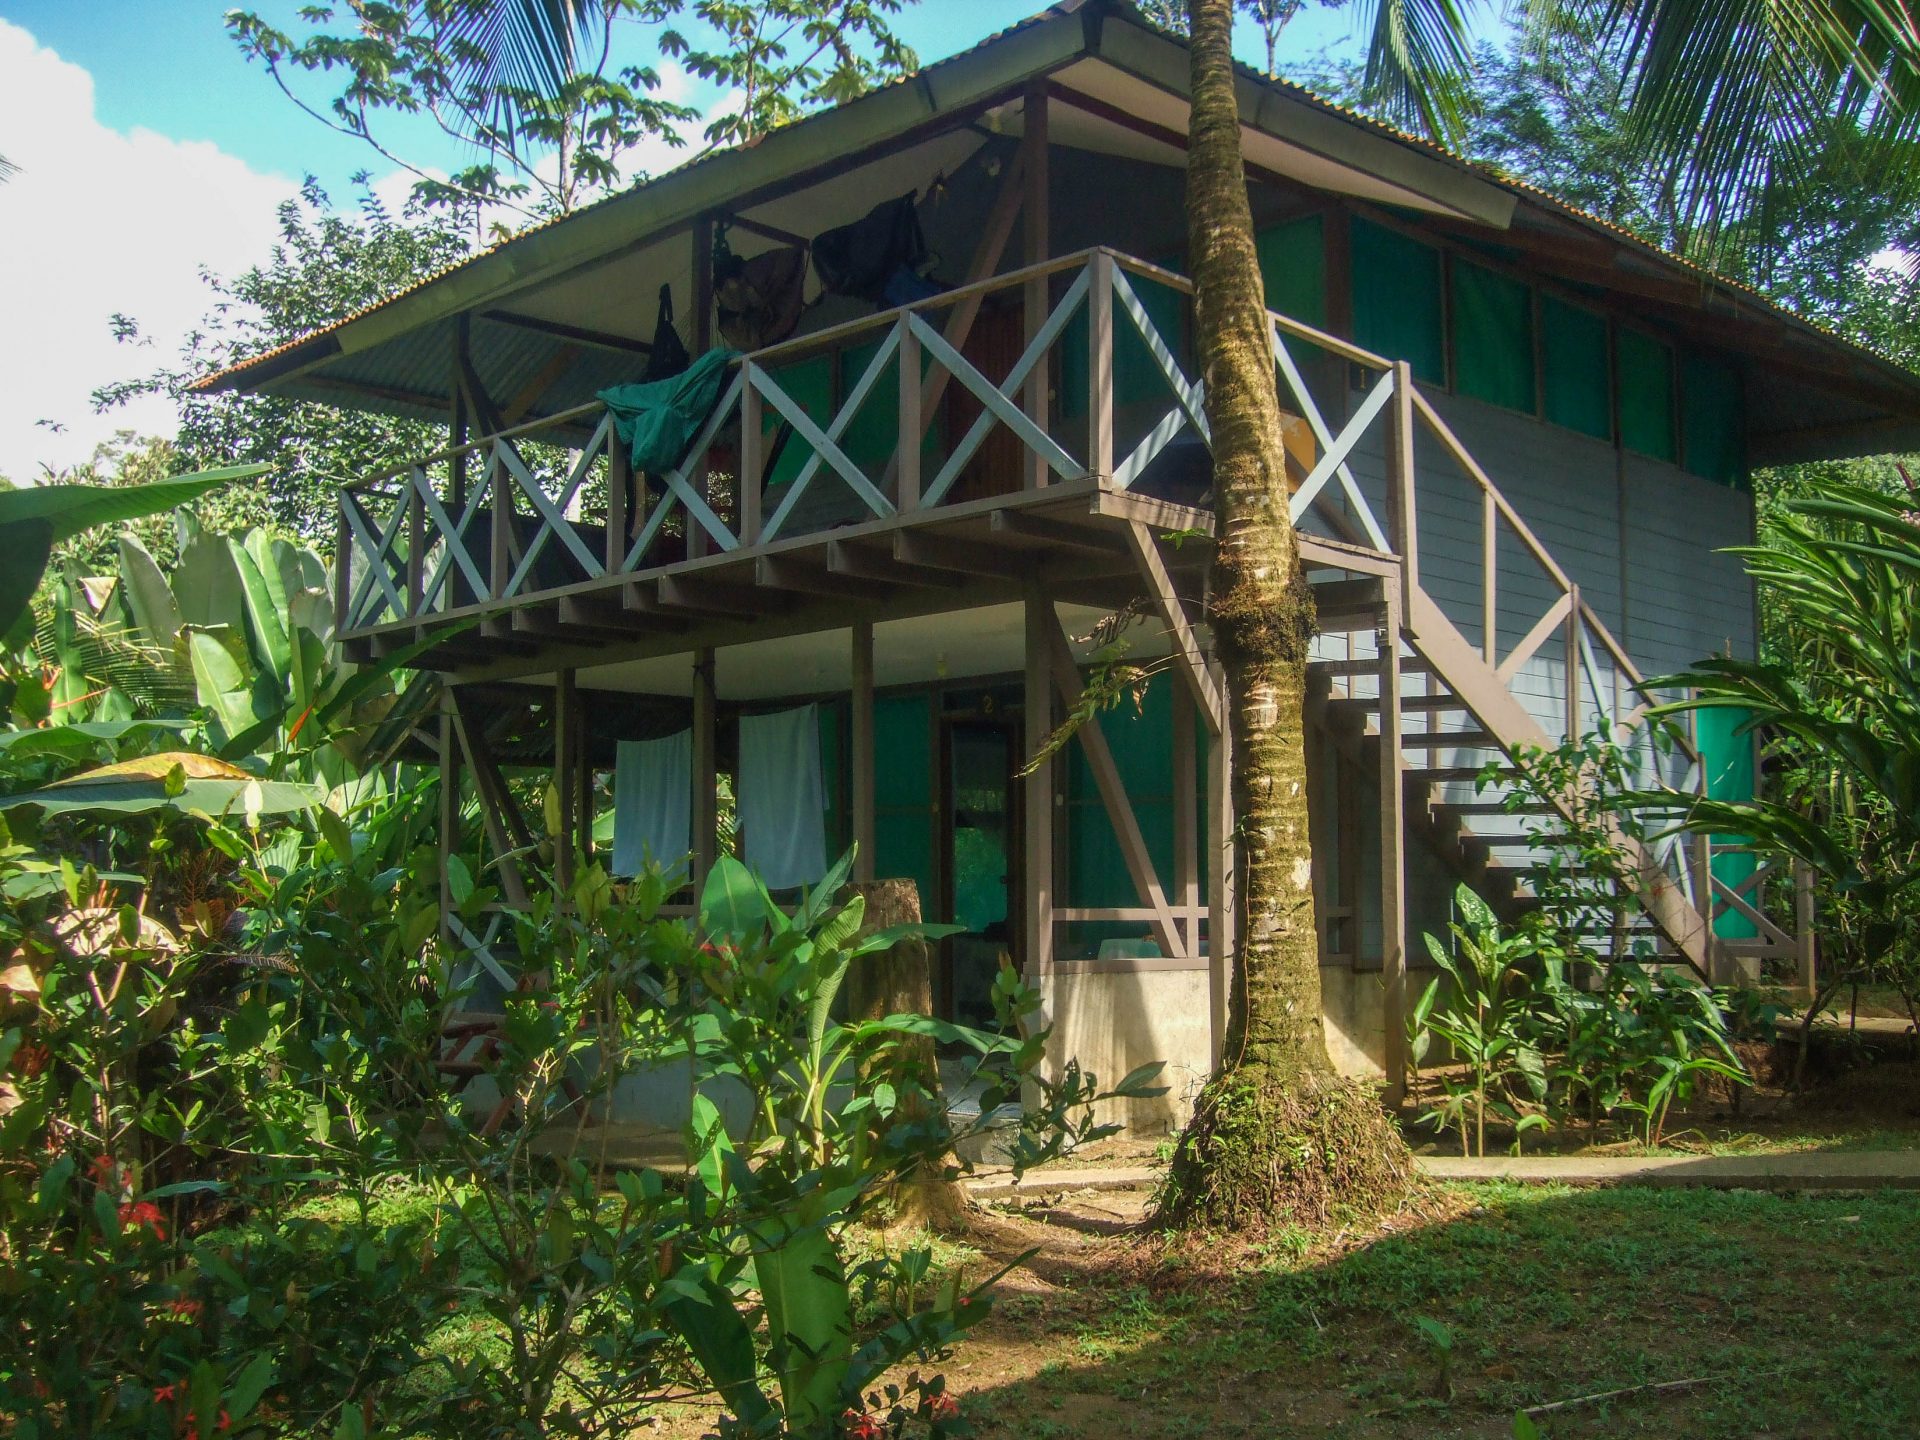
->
[1356,0,1481,145]
[434,0,602,110]
[1572,0,1920,240]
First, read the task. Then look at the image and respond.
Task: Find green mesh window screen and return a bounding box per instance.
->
[1616,327,1676,460]
[1061,260,1188,419]
[839,333,943,474]
[760,354,834,489]
[1350,217,1444,383]
[1682,351,1745,486]
[1256,213,1325,329]
[1450,259,1535,412]
[1064,672,1175,914]
[1540,295,1611,440]
[1696,705,1758,938]
[872,693,936,912]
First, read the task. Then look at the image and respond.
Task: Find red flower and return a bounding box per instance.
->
[164,1297,203,1319]
[927,1394,959,1420]
[153,1383,177,1404]
[842,1408,884,1440]
[118,1200,166,1238]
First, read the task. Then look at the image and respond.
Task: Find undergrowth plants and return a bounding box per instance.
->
[1411,884,1750,1155]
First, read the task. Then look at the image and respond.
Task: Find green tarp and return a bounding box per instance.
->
[1451,259,1535,413]
[1616,328,1676,461]
[1683,352,1745,486]
[1540,296,1612,441]
[1351,217,1445,383]
[599,346,741,475]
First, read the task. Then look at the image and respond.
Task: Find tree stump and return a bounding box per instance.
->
[846,878,967,1231]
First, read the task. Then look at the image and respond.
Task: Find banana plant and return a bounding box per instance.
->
[0,465,260,645]
[658,849,1162,1433]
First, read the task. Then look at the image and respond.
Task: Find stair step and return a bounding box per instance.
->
[1433,800,1552,816]
[1313,657,1432,678]
[1409,766,1521,784]
[1323,692,1468,714]
[1458,832,1549,848]
[1398,729,1495,748]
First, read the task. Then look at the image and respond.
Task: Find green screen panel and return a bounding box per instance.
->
[1697,705,1758,939]
[1617,327,1676,461]
[1256,213,1325,329]
[1063,674,1175,911]
[1682,351,1745,487]
[872,694,935,906]
[1450,259,1535,413]
[1350,217,1445,383]
[1060,266,1189,420]
[839,334,944,475]
[1540,296,1611,440]
[760,354,833,490]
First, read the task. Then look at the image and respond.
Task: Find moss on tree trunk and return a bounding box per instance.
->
[1157,0,1408,1232]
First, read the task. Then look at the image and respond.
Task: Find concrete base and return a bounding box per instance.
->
[1038,967,1213,1134]
[1320,964,1390,1079]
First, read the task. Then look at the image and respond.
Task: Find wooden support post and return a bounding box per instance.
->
[450,316,471,511]
[1377,592,1408,1102]
[1021,82,1051,492]
[334,504,351,629]
[1172,684,1197,960]
[738,365,762,550]
[489,447,512,598]
[1481,486,1497,666]
[1564,582,1581,741]
[897,316,921,510]
[1794,858,1816,995]
[438,692,462,947]
[693,217,713,352]
[606,432,630,571]
[1387,360,1418,609]
[1022,588,1055,978]
[1205,653,1232,1067]
[554,669,578,890]
[692,648,718,890]
[405,480,425,618]
[1088,249,1114,482]
[851,620,876,883]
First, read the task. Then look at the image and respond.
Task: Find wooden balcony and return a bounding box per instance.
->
[332,246,1401,672]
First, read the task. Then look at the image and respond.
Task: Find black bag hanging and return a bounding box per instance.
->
[642,282,691,382]
[811,191,930,304]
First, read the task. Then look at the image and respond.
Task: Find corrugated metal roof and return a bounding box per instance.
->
[195,0,1920,412]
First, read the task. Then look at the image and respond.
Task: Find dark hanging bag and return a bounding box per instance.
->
[643,282,691,382]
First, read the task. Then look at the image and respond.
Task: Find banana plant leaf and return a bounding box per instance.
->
[0,751,321,817]
[174,521,245,632]
[116,535,184,650]
[0,465,262,637]
[233,532,292,684]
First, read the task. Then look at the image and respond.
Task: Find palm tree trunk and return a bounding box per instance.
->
[1158,0,1407,1230]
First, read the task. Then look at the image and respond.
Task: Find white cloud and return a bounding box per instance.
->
[0,20,296,482]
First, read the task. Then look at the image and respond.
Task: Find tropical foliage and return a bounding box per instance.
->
[226,1,920,224]
[1648,477,1920,1046]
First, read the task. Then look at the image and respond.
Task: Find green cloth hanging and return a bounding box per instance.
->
[598,346,741,475]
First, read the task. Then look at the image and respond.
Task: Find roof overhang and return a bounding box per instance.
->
[197,0,1920,466]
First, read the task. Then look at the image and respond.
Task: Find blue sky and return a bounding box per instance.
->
[5,1,1380,199]
[0,2,1452,479]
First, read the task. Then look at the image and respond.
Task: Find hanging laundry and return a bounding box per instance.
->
[714,239,808,350]
[599,346,740,477]
[811,191,930,304]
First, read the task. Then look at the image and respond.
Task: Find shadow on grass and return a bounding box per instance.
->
[945,1176,1920,1440]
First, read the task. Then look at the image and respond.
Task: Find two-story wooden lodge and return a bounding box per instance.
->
[199,0,1920,1129]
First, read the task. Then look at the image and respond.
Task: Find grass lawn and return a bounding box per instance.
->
[933,1180,1920,1440]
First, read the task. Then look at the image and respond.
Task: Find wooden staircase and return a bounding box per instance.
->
[1303,568,1718,977]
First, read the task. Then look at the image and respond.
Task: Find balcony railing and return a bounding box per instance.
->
[334,245,1401,635]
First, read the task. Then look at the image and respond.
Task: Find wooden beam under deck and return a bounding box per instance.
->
[355,480,1217,683]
